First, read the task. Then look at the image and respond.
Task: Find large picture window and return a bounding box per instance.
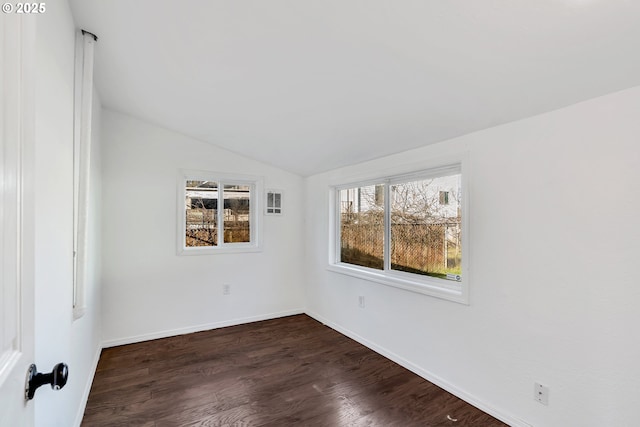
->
[332,163,468,303]
[178,172,262,254]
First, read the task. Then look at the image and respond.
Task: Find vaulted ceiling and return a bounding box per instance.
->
[69,0,640,176]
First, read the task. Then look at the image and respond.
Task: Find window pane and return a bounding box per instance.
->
[340,185,384,270]
[185,180,218,247]
[391,174,461,280]
[224,184,251,243]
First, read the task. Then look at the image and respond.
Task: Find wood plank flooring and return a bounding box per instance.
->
[82,315,508,426]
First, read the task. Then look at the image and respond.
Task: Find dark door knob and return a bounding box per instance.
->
[25,362,69,400]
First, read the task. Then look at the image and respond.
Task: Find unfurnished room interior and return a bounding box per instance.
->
[1,1,639,426]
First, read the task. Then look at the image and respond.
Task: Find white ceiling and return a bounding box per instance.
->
[69,0,640,176]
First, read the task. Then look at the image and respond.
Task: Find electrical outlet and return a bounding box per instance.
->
[222,284,231,295]
[358,296,365,308]
[534,382,549,405]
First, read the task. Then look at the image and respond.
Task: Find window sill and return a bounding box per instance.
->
[326,263,469,305]
[178,244,262,256]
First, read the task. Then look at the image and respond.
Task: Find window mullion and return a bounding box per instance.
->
[336,190,342,264]
[383,183,391,272]
[218,182,224,247]
[250,183,256,244]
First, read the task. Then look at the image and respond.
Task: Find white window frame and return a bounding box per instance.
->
[328,156,469,304]
[177,170,263,255]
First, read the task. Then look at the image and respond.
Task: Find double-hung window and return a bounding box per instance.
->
[331,162,468,303]
[178,171,263,254]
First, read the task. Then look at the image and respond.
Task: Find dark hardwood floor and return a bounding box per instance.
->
[82,315,507,426]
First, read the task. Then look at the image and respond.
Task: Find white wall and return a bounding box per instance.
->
[100,111,305,345]
[304,86,640,427]
[34,1,102,425]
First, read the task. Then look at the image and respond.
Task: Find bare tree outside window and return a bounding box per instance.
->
[391,175,461,279]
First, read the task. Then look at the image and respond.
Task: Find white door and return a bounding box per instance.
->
[0,12,36,427]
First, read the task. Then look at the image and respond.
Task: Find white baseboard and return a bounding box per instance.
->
[73,344,102,427]
[305,310,532,427]
[101,308,305,348]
